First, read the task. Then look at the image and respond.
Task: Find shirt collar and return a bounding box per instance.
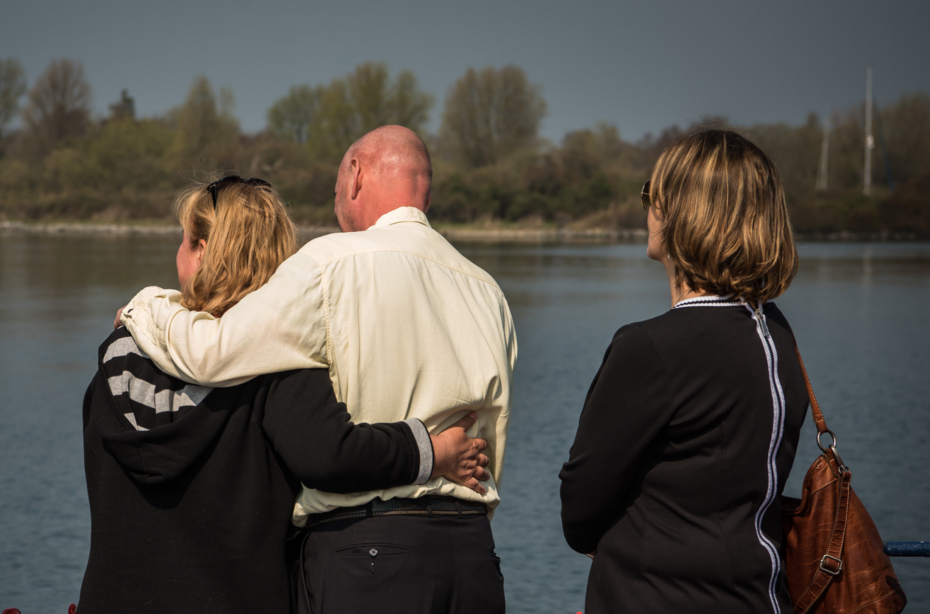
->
[371,207,431,230]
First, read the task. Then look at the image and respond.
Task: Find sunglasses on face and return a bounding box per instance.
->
[206,175,272,210]
[641,181,652,210]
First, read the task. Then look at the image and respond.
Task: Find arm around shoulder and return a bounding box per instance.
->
[120,252,329,387]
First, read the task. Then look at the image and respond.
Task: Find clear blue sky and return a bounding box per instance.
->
[2,0,928,142]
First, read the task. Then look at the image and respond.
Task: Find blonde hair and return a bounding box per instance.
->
[651,129,798,303]
[174,178,298,317]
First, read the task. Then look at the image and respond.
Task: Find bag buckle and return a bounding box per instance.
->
[819,554,843,576]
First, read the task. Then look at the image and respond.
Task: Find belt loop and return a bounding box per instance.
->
[426,496,433,518]
[365,501,373,518]
[456,500,462,518]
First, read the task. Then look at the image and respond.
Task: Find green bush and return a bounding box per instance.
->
[0,57,928,235]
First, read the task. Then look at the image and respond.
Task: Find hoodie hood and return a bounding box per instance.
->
[95,328,233,485]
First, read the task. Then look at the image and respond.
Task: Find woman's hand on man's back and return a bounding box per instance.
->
[430,412,490,495]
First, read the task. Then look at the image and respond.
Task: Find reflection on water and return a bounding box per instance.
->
[1,235,928,612]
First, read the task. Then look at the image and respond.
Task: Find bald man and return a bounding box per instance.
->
[120,126,516,613]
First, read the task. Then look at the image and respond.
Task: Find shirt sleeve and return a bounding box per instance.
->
[260,369,428,493]
[120,251,329,387]
[558,324,674,555]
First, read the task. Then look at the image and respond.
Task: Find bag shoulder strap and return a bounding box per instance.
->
[794,346,830,435]
[792,340,854,613]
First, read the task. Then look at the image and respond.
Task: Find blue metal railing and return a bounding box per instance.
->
[883,542,930,557]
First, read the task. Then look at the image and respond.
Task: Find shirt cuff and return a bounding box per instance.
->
[404,418,433,485]
[120,287,178,344]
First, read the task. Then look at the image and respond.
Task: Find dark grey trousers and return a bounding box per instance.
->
[297,513,505,614]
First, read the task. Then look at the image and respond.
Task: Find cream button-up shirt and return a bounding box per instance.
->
[121,207,517,525]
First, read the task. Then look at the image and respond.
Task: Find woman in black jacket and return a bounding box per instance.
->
[560,130,807,614]
[78,177,488,614]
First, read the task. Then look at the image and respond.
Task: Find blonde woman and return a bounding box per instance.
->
[560,131,807,614]
[78,177,488,614]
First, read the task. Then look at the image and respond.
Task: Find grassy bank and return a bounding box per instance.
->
[3,218,922,244]
[3,176,928,242]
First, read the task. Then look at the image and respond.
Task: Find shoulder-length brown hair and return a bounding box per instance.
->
[174,178,298,318]
[651,129,798,304]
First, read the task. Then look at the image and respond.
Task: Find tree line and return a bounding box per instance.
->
[1,57,928,236]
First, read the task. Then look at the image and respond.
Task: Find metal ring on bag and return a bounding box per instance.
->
[817,429,837,453]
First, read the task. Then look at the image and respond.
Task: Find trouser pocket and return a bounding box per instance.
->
[334,543,411,576]
[302,514,503,614]
[304,534,432,614]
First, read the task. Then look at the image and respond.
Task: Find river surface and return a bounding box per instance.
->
[1,233,928,613]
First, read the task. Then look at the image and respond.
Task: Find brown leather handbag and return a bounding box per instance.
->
[781,347,907,614]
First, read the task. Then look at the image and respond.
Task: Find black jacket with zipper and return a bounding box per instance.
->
[78,327,424,614]
[560,300,809,614]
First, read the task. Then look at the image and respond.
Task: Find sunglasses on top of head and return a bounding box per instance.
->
[205,175,272,210]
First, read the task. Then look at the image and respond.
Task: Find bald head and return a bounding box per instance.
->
[346,125,432,181]
[334,125,433,232]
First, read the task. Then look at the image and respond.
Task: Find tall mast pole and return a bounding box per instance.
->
[817,111,830,190]
[864,66,874,195]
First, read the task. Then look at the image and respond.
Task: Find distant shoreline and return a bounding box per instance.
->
[0,220,920,244]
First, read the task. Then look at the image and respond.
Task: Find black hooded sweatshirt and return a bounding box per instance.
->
[78,328,426,614]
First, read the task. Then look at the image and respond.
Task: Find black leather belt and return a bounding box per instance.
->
[305,495,488,528]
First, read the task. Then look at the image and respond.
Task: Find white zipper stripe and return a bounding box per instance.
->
[673,295,787,610]
[745,304,786,614]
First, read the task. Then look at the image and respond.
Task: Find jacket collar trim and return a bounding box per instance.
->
[673,295,744,309]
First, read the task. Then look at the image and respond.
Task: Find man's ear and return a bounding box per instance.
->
[349,159,363,199]
[423,190,432,214]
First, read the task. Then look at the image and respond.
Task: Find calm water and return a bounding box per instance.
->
[1,233,928,612]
